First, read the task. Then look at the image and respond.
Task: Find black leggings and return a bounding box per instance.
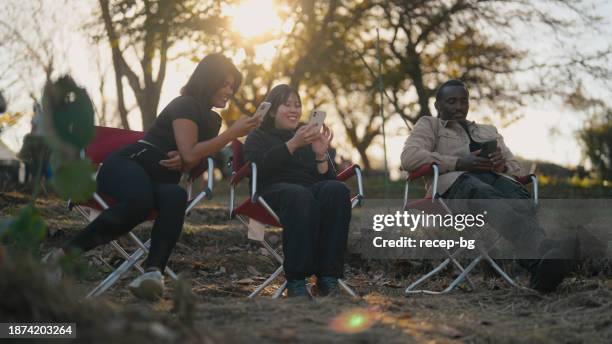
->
[66,142,187,271]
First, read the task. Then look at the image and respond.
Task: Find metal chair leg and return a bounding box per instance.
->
[87,246,147,298]
[439,256,483,294]
[482,252,518,287]
[110,241,145,274]
[405,258,452,294]
[272,281,287,299]
[249,265,284,298]
[338,279,358,297]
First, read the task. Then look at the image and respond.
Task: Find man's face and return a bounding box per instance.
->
[435,85,470,121]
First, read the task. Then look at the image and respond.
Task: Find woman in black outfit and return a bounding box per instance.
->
[45,54,261,299]
[244,84,352,298]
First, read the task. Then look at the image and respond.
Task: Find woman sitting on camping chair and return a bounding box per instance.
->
[244,84,351,298]
[45,54,262,300]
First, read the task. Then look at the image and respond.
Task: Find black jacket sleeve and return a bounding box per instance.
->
[243,131,292,179]
[316,154,337,181]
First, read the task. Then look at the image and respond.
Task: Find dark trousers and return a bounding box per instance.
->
[66,143,187,271]
[444,172,545,255]
[261,180,352,281]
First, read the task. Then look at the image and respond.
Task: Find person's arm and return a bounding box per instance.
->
[315,152,330,175]
[400,117,460,173]
[312,125,333,177]
[243,131,293,177]
[173,115,261,171]
[244,124,319,178]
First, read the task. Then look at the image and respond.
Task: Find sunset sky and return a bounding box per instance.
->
[1,0,611,177]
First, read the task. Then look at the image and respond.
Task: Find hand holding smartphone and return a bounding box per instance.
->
[253,101,271,119]
[478,140,498,157]
[308,109,326,132]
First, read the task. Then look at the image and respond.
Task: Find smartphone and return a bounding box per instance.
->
[308,109,326,132]
[253,101,271,119]
[478,140,498,157]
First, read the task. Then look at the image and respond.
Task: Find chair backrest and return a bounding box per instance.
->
[231,139,245,172]
[85,126,145,164]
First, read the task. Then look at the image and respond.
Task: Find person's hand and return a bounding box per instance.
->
[159,150,183,171]
[456,150,493,172]
[286,124,319,153]
[229,115,263,137]
[311,125,333,157]
[488,147,507,173]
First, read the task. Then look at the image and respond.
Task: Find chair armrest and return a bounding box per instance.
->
[186,157,214,202]
[514,174,536,185]
[404,163,440,204]
[336,164,364,206]
[188,157,212,180]
[336,164,360,182]
[230,163,252,185]
[407,162,437,181]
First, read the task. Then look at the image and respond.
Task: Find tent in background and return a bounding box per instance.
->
[0,139,18,160]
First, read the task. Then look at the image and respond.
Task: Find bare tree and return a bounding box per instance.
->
[376,0,612,122]
[0,0,73,103]
[94,0,227,130]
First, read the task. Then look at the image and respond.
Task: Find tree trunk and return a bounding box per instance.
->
[405,45,432,118]
[138,87,160,130]
[355,144,371,171]
[113,73,130,129]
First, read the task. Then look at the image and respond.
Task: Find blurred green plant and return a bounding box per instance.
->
[41,75,96,202]
[1,74,96,262]
[0,205,46,256]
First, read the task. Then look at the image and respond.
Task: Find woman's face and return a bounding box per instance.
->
[211,75,235,108]
[273,92,302,131]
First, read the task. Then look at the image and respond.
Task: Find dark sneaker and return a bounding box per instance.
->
[316,277,339,297]
[286,279,310,298]
[529,248,569,293]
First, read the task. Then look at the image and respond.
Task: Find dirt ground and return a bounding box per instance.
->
[2,191,612,343]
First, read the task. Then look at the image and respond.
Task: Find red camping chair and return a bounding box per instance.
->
[68,126,215,298]
[228,140,364,298]
[402,162,538,295]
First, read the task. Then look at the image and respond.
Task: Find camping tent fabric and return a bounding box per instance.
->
[0,140,18,161]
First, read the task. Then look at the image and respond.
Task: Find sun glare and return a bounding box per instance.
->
[224,0,283,39]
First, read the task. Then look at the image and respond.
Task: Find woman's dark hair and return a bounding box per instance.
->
[181,53,242,111]
[260,84,302,130]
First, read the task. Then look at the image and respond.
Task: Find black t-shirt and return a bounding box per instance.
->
[144,95,222,153]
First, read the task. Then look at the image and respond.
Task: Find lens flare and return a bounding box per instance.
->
[329,308,379,334]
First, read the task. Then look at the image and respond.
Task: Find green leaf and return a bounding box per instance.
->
[52,159,96,202]
[4,205,46,255]
[53,88,95,149]
[42,75,95,151]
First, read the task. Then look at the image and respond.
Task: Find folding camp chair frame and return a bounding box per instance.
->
[229,146,364,298]
[68,127,216,298]
[403,163,538,295]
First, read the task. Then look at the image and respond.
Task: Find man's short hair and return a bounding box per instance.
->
[435,79,468,102]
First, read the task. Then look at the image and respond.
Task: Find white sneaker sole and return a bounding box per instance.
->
[129,279,164,301]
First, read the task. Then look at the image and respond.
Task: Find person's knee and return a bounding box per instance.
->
[284,185,317,207]
[474,184,504,199]
[321,180,350,201]
[457,177,504,199]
